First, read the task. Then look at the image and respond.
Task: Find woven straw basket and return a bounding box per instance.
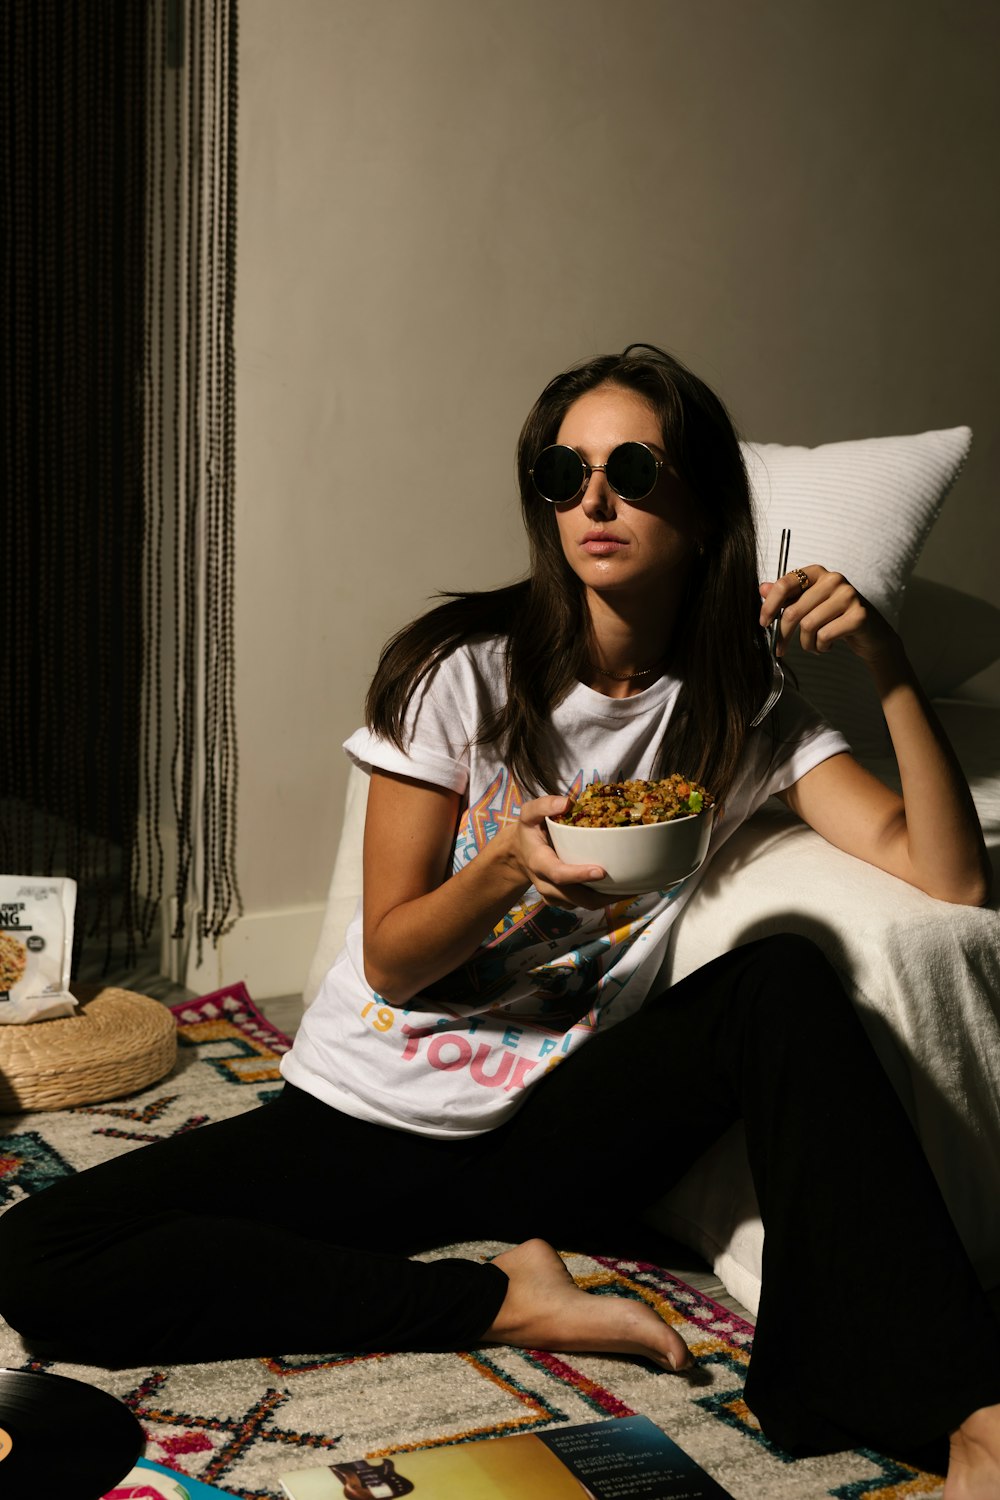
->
[0,987,177,1113]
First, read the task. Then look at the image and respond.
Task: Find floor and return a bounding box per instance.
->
[90,941,755,1327]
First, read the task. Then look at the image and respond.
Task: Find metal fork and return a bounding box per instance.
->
[749,526,790,728]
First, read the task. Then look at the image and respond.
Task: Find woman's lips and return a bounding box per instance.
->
[581,532,628,554]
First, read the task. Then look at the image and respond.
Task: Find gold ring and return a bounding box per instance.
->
[793,567,810,595]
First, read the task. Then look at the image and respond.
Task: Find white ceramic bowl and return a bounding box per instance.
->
[545,807,715,897]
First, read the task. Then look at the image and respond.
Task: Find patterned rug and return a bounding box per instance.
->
[0,986,945,1499]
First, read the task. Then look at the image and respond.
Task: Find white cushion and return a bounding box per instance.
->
[744,427,972,758]
[652,733,1000,1314]
[303,767,369,1008]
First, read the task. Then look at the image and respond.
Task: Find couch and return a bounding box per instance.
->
[303,430,1000,1317]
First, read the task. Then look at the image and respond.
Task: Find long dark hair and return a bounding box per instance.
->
[366,344,772,802]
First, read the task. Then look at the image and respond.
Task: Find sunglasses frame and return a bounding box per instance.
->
[529,442,667,505]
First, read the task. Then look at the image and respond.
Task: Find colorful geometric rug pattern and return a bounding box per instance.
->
[0,986,944,1498]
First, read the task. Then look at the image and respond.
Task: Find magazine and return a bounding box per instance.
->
[279,1413,734,1499]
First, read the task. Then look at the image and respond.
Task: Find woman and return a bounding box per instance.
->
[1,345,997,1492]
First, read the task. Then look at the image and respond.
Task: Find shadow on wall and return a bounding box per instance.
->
[901,577,1000,705]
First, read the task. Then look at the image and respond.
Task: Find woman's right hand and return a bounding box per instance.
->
[504,795,613,911]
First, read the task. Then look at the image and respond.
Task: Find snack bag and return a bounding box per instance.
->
[0,877,78,1024]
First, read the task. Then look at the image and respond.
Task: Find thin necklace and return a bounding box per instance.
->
[589,655,666,681]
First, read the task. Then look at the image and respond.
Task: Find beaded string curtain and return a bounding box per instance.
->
[1,0,241,969]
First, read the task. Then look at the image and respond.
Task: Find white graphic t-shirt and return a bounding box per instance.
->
[282,637,849,1137]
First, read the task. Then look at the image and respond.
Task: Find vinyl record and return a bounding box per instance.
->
[0,1367,144,1498]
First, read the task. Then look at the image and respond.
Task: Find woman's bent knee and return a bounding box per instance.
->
[740,931,833,976]
[732,932,870,1056]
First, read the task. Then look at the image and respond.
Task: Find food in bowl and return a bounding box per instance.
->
[545,775,716,897]
[0,932,28,993]
[555,775,713,828]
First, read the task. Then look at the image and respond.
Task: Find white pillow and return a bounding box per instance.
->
[743,428,972,759]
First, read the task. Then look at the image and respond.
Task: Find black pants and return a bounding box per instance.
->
[1,935,997,1460]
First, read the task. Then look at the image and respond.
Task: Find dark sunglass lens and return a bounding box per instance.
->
[532,446,585,503]
[606,443,658,500]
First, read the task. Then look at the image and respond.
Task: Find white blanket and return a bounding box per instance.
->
[650,700,1000,1314]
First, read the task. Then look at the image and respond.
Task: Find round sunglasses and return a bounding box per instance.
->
[529,442,666,505]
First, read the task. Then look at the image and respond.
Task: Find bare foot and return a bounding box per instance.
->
[946,1404,1000,1499]
[482,1238,691,1373]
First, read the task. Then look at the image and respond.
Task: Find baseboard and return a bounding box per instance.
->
[167,901,326,1001]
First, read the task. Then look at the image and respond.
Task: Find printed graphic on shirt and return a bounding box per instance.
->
[302,668,849,1137]
[456,766,597,872]
[379,763,692,1092]
[454,767,524,868]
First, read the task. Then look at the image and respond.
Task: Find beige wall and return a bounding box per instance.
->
[222,0,1000,996]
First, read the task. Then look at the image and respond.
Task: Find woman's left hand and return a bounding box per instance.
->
[759,565,902,670]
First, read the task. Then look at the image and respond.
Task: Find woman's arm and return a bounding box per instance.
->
[361,769,612,1005]
[762,568,992,906]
